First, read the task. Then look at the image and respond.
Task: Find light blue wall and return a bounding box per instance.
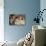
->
[40,0,46,27]
[4,0,40,42]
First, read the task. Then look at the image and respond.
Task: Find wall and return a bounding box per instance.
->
[4,0,40,42]
[40,0,46,27]
[0,0,4,42]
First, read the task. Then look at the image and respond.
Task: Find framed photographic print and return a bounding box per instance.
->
[9,14,25,25]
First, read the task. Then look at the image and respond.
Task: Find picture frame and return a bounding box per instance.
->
[9,14,25,25]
